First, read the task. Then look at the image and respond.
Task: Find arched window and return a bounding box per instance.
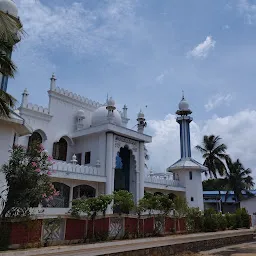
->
[52,137,68,161]
[28,132,42,148]
[42,182,70,208]
[73,185,96,199]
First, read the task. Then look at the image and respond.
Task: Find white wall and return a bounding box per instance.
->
[240,197,256,215]
[73,133,105,168]
[0,122,15,212]
[174,169,204,210]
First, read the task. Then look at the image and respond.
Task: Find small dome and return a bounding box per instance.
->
[0,0,18,17]
[91,106,122,126]
[107,97,115,107]
[179,98,189,111]
[137,110,145,119]
[77,109,85,117]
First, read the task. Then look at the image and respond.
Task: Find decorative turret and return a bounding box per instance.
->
[106,97,116,123]
[76,109,85,130]
[50,73,56,90]
[21,88,29,107]
[137,110,147,133]
[176,92,193,159]
[122,104,128,118]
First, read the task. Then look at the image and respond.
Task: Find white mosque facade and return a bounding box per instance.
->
[0,0,206,216]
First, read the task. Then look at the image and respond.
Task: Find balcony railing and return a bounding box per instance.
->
[50,160,105,177]
[144,176,183,188]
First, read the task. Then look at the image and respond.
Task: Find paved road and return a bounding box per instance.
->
[201,241,256,256]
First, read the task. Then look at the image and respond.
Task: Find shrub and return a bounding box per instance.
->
[186,207,203,233]
[203,208,218,232]
[113,190,134,215]
[237,208,250,228]
[216,213,227,231]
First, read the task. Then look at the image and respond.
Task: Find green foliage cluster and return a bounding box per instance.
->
[188,207,251,233]
[0,143,55,218]
[72,194,113,219]
[113,190,134,215]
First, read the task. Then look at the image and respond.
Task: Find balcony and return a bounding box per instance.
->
[144,173,185,192]
[49,159,106,183]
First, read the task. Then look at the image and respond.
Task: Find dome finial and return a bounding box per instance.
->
[182,90,184,100]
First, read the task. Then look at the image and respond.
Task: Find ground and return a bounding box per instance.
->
[198,241,256,256]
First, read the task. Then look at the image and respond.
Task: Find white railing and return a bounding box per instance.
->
[50,161,104,177]
[144,176,182,188]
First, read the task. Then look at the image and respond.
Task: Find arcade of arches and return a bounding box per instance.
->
[42,183,96,208]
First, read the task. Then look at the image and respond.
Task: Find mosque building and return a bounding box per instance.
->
[0,0,206,216]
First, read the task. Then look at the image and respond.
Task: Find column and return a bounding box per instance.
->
[106,133,114,214]
[69,182,73,208]
[139,142,145,200]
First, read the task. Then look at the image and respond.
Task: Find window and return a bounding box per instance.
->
[189,171,193,180]
[76,153,82,165]
[73,185,96,199]
[28,132,42,148]
[52,137,68,161]
[85,151,91,164]
[191,197,194,202]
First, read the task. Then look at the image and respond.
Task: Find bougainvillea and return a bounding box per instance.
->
[0,142,57,218]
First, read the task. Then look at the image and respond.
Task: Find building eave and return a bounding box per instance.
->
[71,123,152,143]
[167,157,208,172]
[0,112,32,136]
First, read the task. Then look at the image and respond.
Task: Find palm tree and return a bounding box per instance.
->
[225,158,254,202]
[0,10,23,117]
[195,135,229,178]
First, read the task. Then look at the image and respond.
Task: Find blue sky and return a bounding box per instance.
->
[8,0,256,180]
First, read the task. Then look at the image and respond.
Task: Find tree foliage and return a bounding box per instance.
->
[113,190,134,215]
[0,142,56,218]
[225,158,254,202]
[196,135,229,178]
[71,194,113,219]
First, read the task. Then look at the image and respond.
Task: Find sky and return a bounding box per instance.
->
[7,0,256,181]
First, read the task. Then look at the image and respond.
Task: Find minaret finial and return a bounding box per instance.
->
[182,90,184,100]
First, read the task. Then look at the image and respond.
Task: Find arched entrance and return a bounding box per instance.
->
[114,146,136,198]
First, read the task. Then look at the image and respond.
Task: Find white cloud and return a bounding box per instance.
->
[204,93,233,112]
[147,109,256,181]
[238,0,256,24]
[188,36,216,59]
[17,0,137,57]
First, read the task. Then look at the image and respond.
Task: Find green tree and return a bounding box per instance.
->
[196,135,229,178]
[202,178,227,191]
[0,10,24,117]
[225,158,254,202]
[173,196,189,232]
[0,142,56,218]
[113,190,134,215]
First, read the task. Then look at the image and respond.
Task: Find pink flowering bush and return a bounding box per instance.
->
[0,142,58,218]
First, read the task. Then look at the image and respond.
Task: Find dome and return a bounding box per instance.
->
[91,106,122,126]
[77,109,85,117]
[137,110,145,119]
[0,0,18,17]
[178,98,189,111]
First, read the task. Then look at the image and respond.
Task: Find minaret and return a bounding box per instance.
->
[50,73,56,90]
[0,0,21,92]
[106,97,116,123]
[167,92,207,211]
[21,88,29,108]
[137,110,147,133]
[176,91,193,159]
